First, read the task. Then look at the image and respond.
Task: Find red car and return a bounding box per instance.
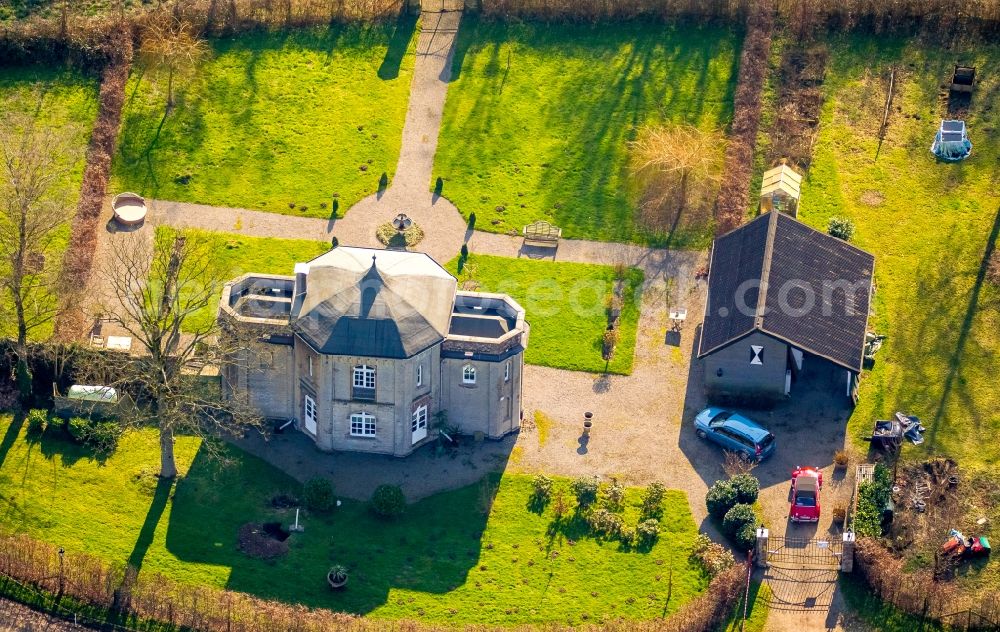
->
[790,466,823,523]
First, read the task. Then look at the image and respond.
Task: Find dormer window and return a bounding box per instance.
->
[463,365,476,384]
[353,364,376,400]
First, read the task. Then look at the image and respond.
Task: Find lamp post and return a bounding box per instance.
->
[58,547,65,596]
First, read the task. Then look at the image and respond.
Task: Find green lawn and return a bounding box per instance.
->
[0,64,99,339]
[435,17,739,247]
[0,415,707,624]
[800,34,1000,603]
[112,20,417,216]
[799,34,1000,470]
[446,253,644,374]
[155,227,329,333]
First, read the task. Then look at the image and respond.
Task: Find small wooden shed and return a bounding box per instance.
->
[759,163,803,217]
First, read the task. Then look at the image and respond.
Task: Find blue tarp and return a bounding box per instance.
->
[931,119,972,161]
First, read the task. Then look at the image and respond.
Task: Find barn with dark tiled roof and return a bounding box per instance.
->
[698,211,875,403]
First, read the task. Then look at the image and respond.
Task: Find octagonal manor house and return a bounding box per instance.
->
[218,246,529,457]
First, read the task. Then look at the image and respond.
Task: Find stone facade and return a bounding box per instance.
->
[219,248,527,457]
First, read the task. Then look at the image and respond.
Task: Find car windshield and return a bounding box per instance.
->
[795,490,816,507]
[760,433,775,448]
[709,411,732,426]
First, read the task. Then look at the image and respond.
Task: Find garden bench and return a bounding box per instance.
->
[522,220,561,248]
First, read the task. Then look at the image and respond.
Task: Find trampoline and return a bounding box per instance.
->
[931,119,972,161]
[112,192,148,226]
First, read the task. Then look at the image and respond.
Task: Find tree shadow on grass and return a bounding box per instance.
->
[165,444,491,614]
[378,12,418,80]
[0,410,25,471]
[127,477,173,573]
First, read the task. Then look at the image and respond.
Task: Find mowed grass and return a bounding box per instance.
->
[0,416,707,624]
[435,18,739,247]
[798,34,1000,471]
[155,227,329,333]
[112,19,417,216]
[446,254,644,374]
[802,36,1000,606]
[0,64,98,339]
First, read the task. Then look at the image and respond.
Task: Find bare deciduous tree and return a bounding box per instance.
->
[0,113,77,401]
[93,231,263,478]
[630,123,725,234]
[138,19,209,111]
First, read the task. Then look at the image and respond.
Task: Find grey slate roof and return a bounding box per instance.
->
[698,212,875,372]
[290,247,457,359]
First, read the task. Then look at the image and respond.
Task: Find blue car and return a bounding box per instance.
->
[693,407,776,462]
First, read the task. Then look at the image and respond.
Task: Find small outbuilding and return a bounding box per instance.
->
[759,163,802,217]
[698,211,875,405]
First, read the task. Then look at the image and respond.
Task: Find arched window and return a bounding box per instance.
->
[462,364,476,384]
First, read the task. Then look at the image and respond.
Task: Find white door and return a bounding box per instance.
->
[411,405,428,444]
[303,395,317,435]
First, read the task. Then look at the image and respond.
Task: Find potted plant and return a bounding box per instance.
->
[327,564,349,589]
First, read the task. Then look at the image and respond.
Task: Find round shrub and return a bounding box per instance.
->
[570,476,600,508]
[82,421,123,455]
[636,518,660,545]
[734,521,759,552]
[604,478,625,511]
[705,480,738,518]
[587,508,623,537]
[370,484,406,519]
[303,477,335,512]
[641,481,667,517]
[722,503,757,537]
[531,474,553,501]
[828,216,855,241]
[26,409,48,435]
[729,473,760,504]
[66,417,90,443]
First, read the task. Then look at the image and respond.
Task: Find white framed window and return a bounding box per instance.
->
[353,365,376,389]
[416,364,423,387]
[504,361,511,382]
[462,364,476,384]
[303,395,317,434]
[350,412,376,437]
[307,355,313,377]
[411,405,428,443]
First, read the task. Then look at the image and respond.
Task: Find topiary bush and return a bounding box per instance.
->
[66,416,90,443]
[587,507,624,538]
[81,420,123,455]
[828,216,855,241]
[734,521,759,552]
[729,473,760,504]
[641,481,667,517]
[603,478,625,512]
[705,480,738,518]
[26,409,48,435]
[303,477,336,512]
[571,476,600,509]
[531,474,553,501]
[722,503,757,537]
[636,518,660,546]
[370,484,406,519]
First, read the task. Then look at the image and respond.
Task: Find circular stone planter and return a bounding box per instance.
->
[112,192,148,227]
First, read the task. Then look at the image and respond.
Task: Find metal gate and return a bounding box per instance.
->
[767,535,843,569]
